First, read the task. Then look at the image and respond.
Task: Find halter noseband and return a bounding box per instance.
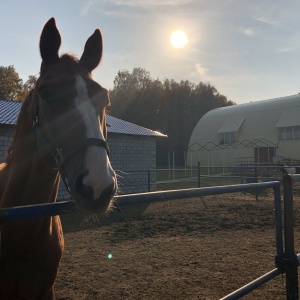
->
[32,98,110,194]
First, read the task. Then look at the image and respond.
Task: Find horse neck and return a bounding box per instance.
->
[0,96,60,208]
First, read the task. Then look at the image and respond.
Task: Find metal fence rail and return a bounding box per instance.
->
[0,200,75,222]
[115,181,279,205]
[220,268,282,300]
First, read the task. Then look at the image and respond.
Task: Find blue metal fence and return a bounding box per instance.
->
[0,179,299,299]
[0,200,75,221]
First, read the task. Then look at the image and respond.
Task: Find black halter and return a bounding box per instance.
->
[32,98,110,194]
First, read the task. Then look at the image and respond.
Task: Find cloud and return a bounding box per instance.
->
[277,47,294,53]
[235,27,255,37]
[82,0,97,15]
[82,0,194,15]
[110,0,193,8]
[254,16,278,27]
[195,63,210,81]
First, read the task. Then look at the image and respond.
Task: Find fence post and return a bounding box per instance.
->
[255,167,259,201]
[148,170,151,192]
[283,175,299,300]
[254,166,258,183]
[172,151,175,180]
[273,183,284,273]
[240,165,244,184]
[197,161,201,188]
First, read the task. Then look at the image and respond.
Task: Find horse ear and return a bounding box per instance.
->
[39,18,61,63]
[80,29,103,73]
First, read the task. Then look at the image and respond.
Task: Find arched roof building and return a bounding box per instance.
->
[188,94,300,167]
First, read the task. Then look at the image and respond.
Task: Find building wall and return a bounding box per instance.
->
[0,125,14,162]
[277,140,300,160]
[0,125,157,199]
[108,133,156,195]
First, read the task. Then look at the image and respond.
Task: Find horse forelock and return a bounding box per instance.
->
[40,53,87,78]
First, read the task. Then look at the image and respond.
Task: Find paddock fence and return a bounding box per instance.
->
[114,164,296,194]
[157,163,297,187]
[0,176,300,299]
[57,164,297,199]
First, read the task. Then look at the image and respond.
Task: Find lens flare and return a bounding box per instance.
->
[107,253,113,259]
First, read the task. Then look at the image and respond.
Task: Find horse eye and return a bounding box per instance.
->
[39,89,53,102]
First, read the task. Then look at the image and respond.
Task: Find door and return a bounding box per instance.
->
[254,147,276,163]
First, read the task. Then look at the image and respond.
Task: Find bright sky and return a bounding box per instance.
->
[1,0,300,104]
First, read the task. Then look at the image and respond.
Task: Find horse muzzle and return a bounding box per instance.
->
[72,170,117,212]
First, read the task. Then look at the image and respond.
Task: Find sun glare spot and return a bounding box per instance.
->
[170,30,189,49]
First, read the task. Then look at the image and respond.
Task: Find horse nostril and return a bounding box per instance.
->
[93,182,116,210]
[100,183,116,200]
[73,172,94,200]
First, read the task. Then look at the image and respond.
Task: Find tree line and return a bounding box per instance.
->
[0,65,235,166]
[110,68,235,166]
[0,65,37,101]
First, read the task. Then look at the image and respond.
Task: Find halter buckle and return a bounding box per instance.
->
[54,148,64,167]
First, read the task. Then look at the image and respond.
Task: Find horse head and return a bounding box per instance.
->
[33,18,117,212]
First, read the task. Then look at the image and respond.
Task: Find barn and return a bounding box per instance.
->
[0,99,166,198]
[188,94,300,168]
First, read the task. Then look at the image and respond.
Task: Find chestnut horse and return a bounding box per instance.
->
[0,18,117,299]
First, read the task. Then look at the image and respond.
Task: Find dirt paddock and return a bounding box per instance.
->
[56,190,300,300]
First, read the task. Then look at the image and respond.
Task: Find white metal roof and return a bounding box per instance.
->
[189,94,300,148]
[0,99,166,137]
[275,108,300,128]
[217,115,245,133]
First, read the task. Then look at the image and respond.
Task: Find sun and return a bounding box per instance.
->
[170,30,188,49]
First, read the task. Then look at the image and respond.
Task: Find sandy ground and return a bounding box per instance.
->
[55,190,300,300]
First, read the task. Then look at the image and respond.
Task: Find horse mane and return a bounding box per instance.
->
[5,91,34,166]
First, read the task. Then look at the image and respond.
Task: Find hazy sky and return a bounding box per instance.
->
[2,0,300,104]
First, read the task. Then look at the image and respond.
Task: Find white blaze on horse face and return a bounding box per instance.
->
[74,75,104,140]
[74,75,115,200]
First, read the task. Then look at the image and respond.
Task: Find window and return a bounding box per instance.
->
[278,128,285,140]
[286,127,293,140]
[219,132,236,144]
[294,126,300,139]
[278,126,300,141]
